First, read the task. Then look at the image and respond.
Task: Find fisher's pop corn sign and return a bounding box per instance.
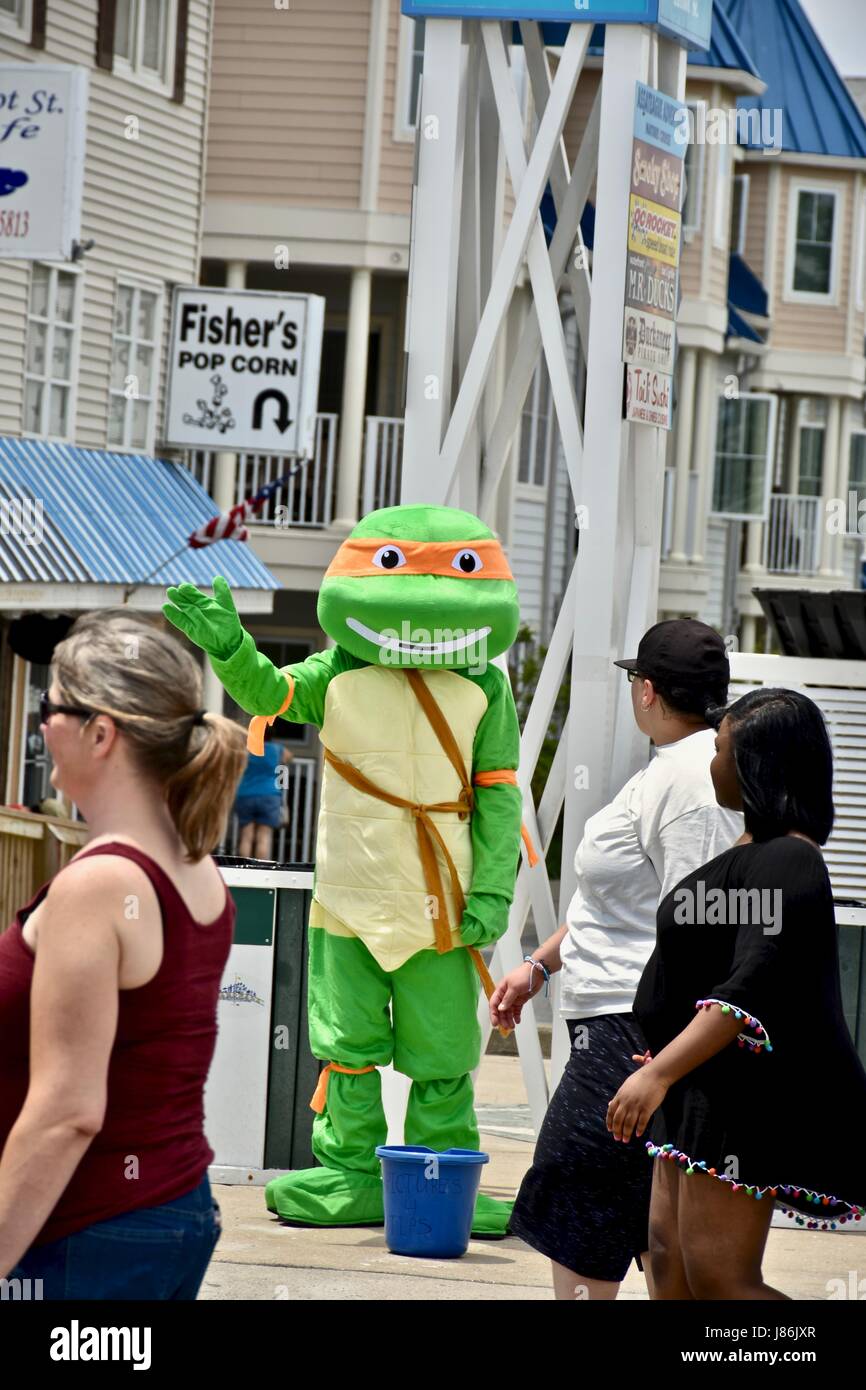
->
[0,65,88,260]
[165,288,325,457]
[624,82,688,422]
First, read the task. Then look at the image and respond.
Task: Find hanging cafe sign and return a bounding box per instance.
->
[623,81,688,430]
[0,64,88,260]
[400,0,713,52]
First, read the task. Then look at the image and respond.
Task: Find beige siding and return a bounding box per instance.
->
[0,0,212,449]
[379,3,414,215]
[206,0,370,209]
[741,163,768,275]
[561,66,601,168]
[770,166,853,354]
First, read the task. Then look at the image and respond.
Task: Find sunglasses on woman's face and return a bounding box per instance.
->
[39,690,97,726]
[627,670,644,684]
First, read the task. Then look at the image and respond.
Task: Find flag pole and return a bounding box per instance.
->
[122,542,195,605]
[122,461,306,605]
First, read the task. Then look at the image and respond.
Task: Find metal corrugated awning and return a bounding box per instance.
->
[0,437,280,609]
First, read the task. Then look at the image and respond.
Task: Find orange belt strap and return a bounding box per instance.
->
[322,672,512,1036]
[247,674,295,756]
[310,1062,377,1114]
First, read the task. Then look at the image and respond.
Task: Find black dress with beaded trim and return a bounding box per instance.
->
[633,835,866,1229]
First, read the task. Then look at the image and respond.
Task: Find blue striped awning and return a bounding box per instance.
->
[0,438,281,594]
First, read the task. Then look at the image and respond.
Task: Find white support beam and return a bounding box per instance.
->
[401,19,468,499]
[481,21,586,513]
[558,24,655,921]
[520,20,592,354]
[478,85,601,520]
[437,23,588,504]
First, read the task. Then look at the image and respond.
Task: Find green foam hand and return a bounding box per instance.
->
[162,575,244,662]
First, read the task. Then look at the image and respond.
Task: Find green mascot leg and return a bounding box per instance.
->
[392,946,514,1239]
[265,928,392,1227]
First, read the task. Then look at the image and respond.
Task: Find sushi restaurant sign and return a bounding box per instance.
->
[0,65,88,261]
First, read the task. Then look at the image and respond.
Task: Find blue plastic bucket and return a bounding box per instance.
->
[375,1145,489,1258]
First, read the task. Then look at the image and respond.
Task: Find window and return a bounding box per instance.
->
[730,174,749,257]
[406,17,425,129]
[849,432,866,529]
[395,16,425,139]
[0,0,30,39]
[711,392,778,520]
[797,398,828,498]
[518,361,557,489]
[24,264,80,440]
[113,0,177,90]
[21,660,52,808]
[786,185,840,301]
[682,102,705,236]
[108,281,162,451]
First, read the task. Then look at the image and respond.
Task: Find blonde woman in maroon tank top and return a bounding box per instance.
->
[0,610,246,1299]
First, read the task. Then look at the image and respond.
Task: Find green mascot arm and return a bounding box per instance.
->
[209,629,352,729]
[459,664,523,950]
[162,576,354,728]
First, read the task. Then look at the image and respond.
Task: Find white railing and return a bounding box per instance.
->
[224,756,318,864]
[764,494,821,575]
[185,413,339,528]
[362,416,404,514]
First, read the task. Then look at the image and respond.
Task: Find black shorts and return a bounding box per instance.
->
[509,1013,651,1284]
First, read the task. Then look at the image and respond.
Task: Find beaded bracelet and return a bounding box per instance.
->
[524,955,550,998]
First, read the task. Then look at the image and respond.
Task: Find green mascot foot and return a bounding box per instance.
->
[470,1193,514,1239]
[265,1166,384,1228]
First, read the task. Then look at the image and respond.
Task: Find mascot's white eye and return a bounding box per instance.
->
[372,544,407,570]
[452,548,483,574]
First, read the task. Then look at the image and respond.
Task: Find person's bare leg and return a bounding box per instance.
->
[237,823,253,858]
[648,1162,693,1299]
[551,1260,620,1301]
[254,823,273,860]
[679,1172,789,1300]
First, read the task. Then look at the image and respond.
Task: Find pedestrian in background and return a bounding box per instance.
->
[491,621,743,1300]
[234,719,293,860]
[0,611,246,1299]
[609,688,866,1299]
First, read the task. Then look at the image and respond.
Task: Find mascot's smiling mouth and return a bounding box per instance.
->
[345,615,492,656]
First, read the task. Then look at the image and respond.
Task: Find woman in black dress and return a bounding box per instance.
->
[606,688,866,1300]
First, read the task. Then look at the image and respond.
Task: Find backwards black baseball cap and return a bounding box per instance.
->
[614,619,730,687]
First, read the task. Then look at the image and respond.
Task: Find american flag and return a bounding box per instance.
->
[188,467,302,549]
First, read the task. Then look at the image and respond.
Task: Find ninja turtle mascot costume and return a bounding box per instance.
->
[163,504,525,1236]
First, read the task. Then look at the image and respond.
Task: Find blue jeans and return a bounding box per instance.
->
[9,1173,221,1300]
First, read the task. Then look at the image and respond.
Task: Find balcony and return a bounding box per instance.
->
[184,413,405,528]
[764,494,821,575]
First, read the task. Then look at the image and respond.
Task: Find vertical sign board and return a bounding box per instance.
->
[164,288,325,459]
[0,65,88,260]
[400,0,713,51]
[624,82,688,429]
[203,882,277,1172]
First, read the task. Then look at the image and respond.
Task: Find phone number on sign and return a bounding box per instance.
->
[0,210,30,238]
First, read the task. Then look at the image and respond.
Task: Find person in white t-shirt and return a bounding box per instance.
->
[491,619,743,1301]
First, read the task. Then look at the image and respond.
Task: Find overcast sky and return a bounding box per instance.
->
[799,0,866,78]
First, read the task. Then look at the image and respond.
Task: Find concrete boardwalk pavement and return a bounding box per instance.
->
[202,1055,865,1302]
